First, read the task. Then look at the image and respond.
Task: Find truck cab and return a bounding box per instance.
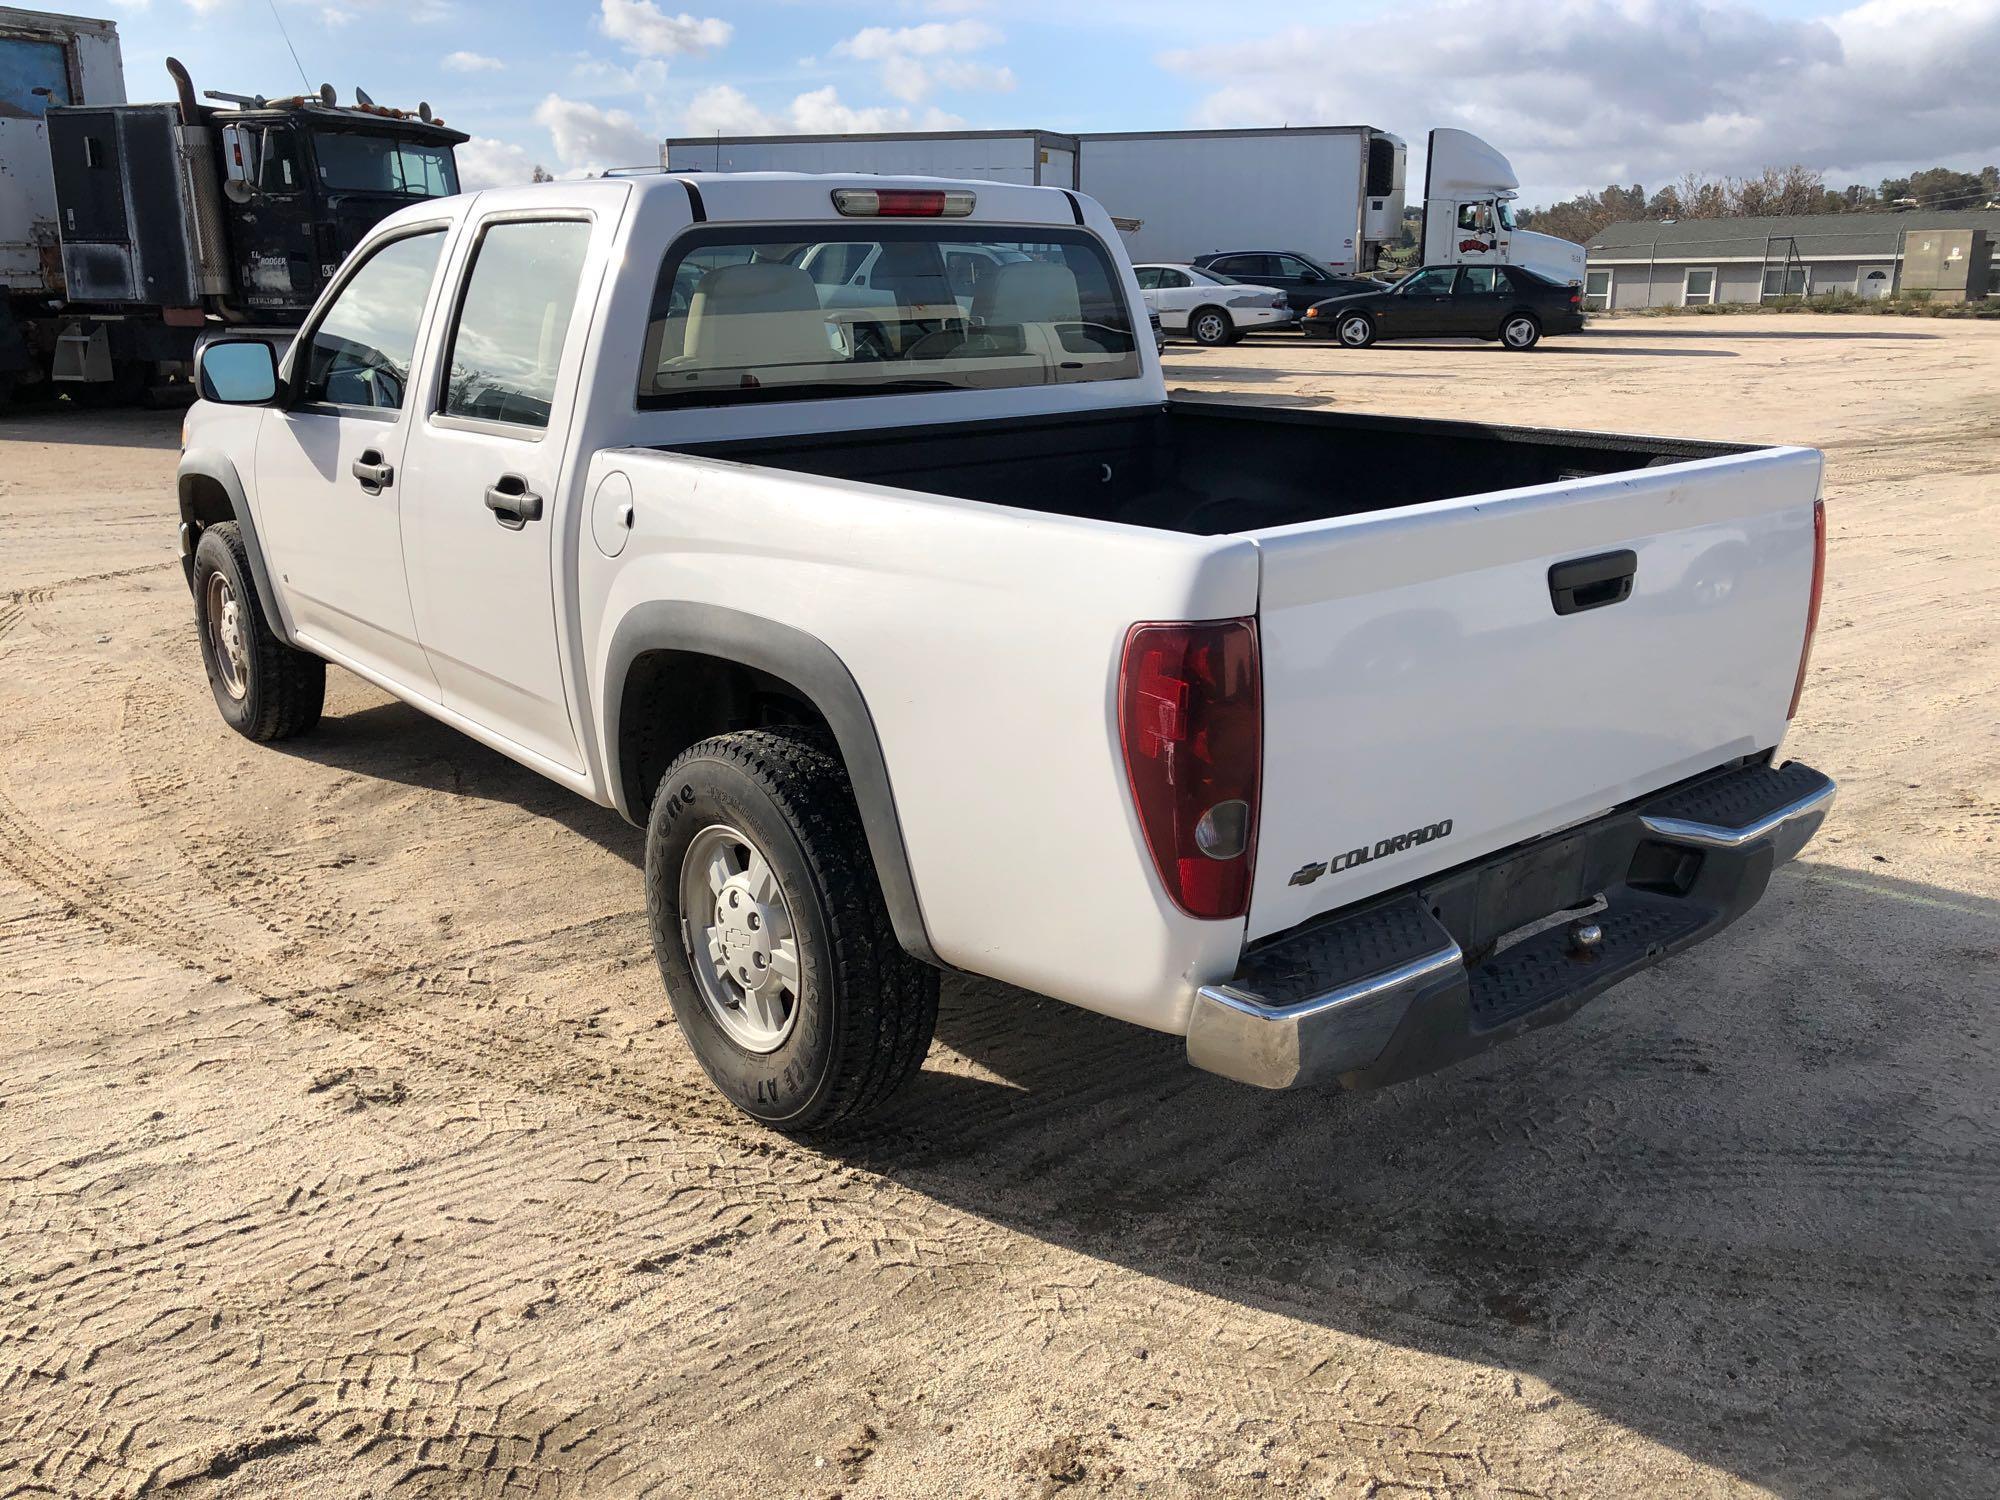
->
[1422,128,1587,286]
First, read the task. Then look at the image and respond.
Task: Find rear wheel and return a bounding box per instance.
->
[646,728,939,1133]
[1501,313,1542,351]
[1190,307,1237,347]
[1337,312,1377,348]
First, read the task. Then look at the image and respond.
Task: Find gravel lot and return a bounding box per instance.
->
[1,315,1994,1498]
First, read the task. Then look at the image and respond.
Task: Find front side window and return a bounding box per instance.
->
[299,229,445,409]
[442,219,593,430]
[1400,267,1457,296]
[312,133,459,197]
[1456,202,1494,233]
[255,127,301,193]
[638,224,1139,410]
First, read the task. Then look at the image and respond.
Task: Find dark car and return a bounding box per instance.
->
[1302,264,1584,350]
[1191,250,1380,315]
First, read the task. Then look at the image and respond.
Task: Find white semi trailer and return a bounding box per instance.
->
[664,126,1408,275]
[661,125,1585,285]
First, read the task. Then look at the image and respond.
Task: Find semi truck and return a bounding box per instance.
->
[0,5,466,403]
[660,124,1584,285]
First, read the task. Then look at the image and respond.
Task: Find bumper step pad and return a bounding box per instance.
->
[1188,759,1835,1090]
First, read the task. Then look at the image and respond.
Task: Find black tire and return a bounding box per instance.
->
[1335,311,1377,348]
[192,522,325,742]
[645,728,939,1133]
[1189,306,1237,347]
[1500,313,1542,351]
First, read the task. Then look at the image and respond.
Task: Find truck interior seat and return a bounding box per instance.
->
[680,262,837,372]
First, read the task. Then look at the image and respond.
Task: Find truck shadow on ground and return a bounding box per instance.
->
[282,695,1996,1497]
[1588,325,1943,342]
[846,865,1998,1499]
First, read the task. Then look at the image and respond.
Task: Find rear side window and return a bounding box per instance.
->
[1460,267,1500,293]
[637,223,1139,410]
[299,229,445,410]
[441,218,593,430]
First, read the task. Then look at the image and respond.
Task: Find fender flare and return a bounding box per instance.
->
[604,602,940,968]
[176,448,296,646]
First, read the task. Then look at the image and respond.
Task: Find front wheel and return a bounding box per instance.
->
[1336,312,1377,348]
[645,728,939,1133]
[192,522,325,741]
[1190,307,1237,347]
[1501,313,1542,350]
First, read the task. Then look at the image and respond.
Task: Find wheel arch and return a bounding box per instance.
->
[177,449,296,646]
[604,602,939,967]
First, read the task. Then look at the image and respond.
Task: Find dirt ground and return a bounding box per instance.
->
[1,314,1994,1499]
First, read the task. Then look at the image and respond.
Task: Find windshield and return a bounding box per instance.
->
[312,133,459,196]
[638,224,1140,410]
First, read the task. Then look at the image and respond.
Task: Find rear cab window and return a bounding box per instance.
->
[637,223,1139,409]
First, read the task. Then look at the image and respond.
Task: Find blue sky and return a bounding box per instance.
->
[99,0,2000,204]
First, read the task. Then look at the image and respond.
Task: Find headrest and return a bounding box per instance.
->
[972,261,1081,325]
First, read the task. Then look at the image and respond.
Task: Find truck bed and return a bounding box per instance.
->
[668,400,1752,536]
[662,398,1816,946]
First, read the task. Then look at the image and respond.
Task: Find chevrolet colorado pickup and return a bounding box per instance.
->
[178,173,1834,1131]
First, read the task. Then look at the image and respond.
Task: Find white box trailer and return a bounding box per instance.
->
[1,6,125,295]
[662,125,1407,273]
[1074,128,1403,271]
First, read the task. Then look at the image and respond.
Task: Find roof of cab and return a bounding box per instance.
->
[628,170,1087,226]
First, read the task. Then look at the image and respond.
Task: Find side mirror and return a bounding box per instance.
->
[197,338,281,404]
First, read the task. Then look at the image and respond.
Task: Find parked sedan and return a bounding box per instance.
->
[1191,250,1382,315]
[1132,263,1292,346]
[1302,264,1585,350]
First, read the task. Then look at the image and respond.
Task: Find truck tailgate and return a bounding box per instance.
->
[1246,447,1823,942]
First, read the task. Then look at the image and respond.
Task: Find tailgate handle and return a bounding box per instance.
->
[1549,550,1637,615]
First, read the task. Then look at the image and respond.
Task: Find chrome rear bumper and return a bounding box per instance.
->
[1188,760,1835,1090]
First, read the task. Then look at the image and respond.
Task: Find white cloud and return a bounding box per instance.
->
[598,0,730,59]
[533,94,658,175]
[443,50,505,72]
[456,135,538,189]
[678,84,962,138]
[682,84,778,136]
[833,20,1001,61]
[1159,0,2000,204]
[831,19,1009,102]
[570,55,669,93]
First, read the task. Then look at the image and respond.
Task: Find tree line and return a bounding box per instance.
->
[1517,164,2000,243]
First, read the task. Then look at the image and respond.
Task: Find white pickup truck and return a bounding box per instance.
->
[179,173,1834,1131]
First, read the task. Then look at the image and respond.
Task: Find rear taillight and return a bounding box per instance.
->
[1570,292,1581,305]
[1787,496,1827,719]
[1117,620,1262,920]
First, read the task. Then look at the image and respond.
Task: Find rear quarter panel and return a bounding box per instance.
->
[579,448,1260,1031]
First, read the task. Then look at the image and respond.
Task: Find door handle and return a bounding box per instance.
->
[351,450,394,493]
[484,474,543,529]
[1549,549,1637,615]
